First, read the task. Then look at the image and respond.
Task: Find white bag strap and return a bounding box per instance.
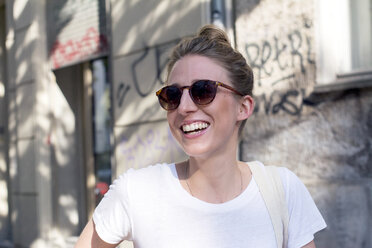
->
[266,165,289,248]
[248,162,289,248]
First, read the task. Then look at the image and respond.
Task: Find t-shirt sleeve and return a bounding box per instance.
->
[93,170,133,244]
[278,168,327,248]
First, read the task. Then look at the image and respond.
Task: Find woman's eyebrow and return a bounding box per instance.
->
[167,82,180,87]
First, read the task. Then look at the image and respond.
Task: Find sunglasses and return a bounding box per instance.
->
[156,80,244,111]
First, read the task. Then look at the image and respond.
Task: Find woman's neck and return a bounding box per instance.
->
[182,151,245,203]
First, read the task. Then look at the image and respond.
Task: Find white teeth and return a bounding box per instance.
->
[182,122,209,133]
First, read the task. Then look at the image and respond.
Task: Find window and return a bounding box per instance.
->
[315,0,372,92]
[350,0,372,71]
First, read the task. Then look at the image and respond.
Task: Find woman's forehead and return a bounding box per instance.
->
[168,55,229,85]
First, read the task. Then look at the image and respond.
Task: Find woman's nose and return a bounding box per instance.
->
[177,89,198,114]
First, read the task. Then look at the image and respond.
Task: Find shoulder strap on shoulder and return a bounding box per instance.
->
[248,162,289,248]
[266,166,289,248]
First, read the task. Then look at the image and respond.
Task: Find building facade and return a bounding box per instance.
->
[0,0,371,247]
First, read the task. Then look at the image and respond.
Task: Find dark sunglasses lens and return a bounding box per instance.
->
[159,86,181,110]
[190,81,217,105]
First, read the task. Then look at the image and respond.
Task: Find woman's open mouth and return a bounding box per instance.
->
[181,122,210,135]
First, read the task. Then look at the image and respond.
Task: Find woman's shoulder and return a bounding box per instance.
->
[105,163,176,200]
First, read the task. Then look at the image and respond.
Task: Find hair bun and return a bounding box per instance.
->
[197,24,230,45]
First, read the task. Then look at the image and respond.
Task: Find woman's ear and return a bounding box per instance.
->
[237,95,255,121]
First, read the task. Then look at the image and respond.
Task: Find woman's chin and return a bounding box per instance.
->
[181,144,212,158]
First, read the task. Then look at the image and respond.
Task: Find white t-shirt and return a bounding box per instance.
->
[93,162,326,248]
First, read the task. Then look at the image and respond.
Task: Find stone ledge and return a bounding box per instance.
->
[315,70,372,93]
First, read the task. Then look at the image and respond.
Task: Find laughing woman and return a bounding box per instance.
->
[76,24,326,248]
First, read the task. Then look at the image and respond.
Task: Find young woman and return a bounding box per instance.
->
[76,25,326,248]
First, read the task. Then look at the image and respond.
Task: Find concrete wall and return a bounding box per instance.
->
[235,0,372,247]
[111,0,210,176]
[6,0,38,245]
[5,0,54,247]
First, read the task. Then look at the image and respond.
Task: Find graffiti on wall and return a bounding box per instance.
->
[50,27,108,69]
[253,88,306,116]
[118,125,186,170]
[116,39,180,110]
[245,29,314,86]
[243,22,315,116]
